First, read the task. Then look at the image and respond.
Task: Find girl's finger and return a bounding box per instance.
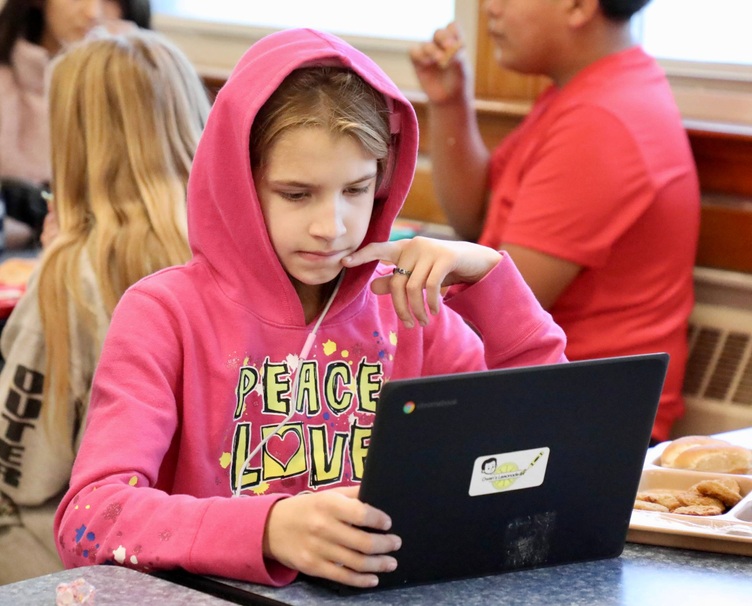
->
[389,269,414,328]
[402,264,430,327]
[317,560,380,588]
[343,241,400,268]
[424,263,446,315]
[325,545,398,577]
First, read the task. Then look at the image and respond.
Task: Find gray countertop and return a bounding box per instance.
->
[1,542,750,605]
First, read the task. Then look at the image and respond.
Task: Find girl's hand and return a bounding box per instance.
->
[343,237,501,328]
[409,22,470,106]
[263,486,401,588]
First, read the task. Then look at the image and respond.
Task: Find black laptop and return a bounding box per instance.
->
[352,353,667,591]
[161,353,668,599]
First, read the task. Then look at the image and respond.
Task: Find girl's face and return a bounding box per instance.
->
[41,0,123,55]
[256,126,377,314]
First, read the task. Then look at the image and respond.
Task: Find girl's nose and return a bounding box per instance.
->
[310,199,347,240]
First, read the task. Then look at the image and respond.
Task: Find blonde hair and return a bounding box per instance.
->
[250,66,392,191]
[38,30,210,435]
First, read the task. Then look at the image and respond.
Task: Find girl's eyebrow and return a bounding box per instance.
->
[270,171,379,188]
[348,171,379,185]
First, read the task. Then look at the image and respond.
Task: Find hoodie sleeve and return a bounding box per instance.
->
[425,254,567,374]
[53,289,296,586]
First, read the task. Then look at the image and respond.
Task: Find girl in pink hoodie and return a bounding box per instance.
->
[55,28,566,589]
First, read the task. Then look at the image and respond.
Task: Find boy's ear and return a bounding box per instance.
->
[565,0,600,28]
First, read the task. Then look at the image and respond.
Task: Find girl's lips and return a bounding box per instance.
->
[298,250,345,262]
[302,249,341,256]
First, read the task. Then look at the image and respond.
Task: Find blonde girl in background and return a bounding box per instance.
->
[0,0,147,249]
[0,29,210,584]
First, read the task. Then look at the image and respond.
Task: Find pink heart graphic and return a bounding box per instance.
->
[266,429,301,470]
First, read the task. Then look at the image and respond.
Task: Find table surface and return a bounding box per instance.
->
[1,541,750,606]
[2,412,749,606]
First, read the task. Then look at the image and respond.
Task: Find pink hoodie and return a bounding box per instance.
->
[55,29,566,586]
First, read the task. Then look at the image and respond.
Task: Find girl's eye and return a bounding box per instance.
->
[280,191,308,201]
[345,185,371,196]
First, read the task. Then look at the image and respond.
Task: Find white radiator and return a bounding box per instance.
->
[671,267,752,436]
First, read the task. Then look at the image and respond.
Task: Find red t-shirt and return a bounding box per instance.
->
[479,47,700,441]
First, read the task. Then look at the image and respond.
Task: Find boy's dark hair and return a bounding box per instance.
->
[600,0,652,21]
[0,0,44,64]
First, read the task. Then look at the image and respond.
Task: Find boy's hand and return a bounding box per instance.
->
[343,237,501,329]
[263,486,401,588]
[409,21,469,106]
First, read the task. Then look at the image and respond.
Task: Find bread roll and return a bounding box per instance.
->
[660,435,731,468]
[671,444,752,474]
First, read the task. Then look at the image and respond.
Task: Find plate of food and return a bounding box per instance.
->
[628,432,752,555]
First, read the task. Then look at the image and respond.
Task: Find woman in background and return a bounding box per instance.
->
[0,0,150,249]
[0,29,209,584]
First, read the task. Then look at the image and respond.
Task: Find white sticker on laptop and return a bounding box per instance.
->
[468,447,549,496]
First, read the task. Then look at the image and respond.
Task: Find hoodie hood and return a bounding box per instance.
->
[186,28,418,326]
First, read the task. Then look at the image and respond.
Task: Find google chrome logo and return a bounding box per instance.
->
[403,401,416,414]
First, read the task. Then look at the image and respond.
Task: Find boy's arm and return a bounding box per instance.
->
[410,22,490,241]
[425,97,490,243]
[500,244,581,310]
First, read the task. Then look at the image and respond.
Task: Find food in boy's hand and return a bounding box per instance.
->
[634,477,743,517]
[659,435,752,474]
[438,41,464,68]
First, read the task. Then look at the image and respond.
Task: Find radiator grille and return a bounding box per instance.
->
[684,306,752,406]
[675,301,752,436]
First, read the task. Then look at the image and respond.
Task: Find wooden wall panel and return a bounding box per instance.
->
[687,123,752,198]
[696,204,752,273]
